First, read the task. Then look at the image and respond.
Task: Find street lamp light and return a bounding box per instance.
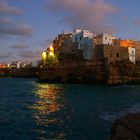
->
[42,51,47,65]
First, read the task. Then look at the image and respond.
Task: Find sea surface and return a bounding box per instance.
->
[0,78,140,140]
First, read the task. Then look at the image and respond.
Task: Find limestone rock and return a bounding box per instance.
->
[108,113,140,140]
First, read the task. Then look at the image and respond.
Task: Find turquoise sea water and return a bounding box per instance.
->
[0,78,140,140]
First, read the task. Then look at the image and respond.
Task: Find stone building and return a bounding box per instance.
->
[94,45,129,63]
[135,43,140,61]
[95,34,115,46]
[113,38,121,47]
[120,39,136,48]
[119,39,140,63]
[52,32,83,62]
[53,33,73,54]
[72,29,95,60]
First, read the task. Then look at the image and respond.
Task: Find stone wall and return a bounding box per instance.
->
[94,45,129,63]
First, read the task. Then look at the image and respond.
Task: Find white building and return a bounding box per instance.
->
[95,33,115,45]
[8,60,32,68]
[17,61,22,68]
[79,37,94,59]
[73,29,94,42]
[72,29,95,60]
[128,47,136,64]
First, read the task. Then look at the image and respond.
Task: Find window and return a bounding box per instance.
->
[116,53,119,58]
[80,36,82,40]
[105,37,107,39]
[75,37,77,42]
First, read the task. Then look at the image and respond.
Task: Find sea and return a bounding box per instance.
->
[0,78,140,140]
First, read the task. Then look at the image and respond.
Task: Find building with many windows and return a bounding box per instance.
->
[72,29,95,60]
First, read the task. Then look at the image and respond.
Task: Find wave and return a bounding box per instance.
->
[100,104,140,122]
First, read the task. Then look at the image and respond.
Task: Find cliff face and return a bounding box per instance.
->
[107,61,140,85]
[38,61,140,85]
[38,61,107,84]
[108,113,140,140]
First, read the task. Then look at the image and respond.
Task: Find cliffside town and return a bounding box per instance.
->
[1,29,140,85]
[38,29,140,85]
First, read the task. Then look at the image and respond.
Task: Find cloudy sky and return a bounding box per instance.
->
[1,0,140,62]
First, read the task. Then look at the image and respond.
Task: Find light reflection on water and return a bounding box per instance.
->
[1,78,140,140]
[30,83,66,140]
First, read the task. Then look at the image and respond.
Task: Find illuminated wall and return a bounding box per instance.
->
[120,40,137,47]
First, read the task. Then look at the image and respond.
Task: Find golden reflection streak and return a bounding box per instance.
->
[30,84,66,140]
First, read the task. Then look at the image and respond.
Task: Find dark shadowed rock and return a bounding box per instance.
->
[108,113,140,140]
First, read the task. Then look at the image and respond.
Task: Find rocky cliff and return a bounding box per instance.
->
[108,113,140,140]
[38,61,107,84]
[107,61,140,85]
[38,61,140,85]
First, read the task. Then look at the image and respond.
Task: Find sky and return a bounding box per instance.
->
[1,0,140,62]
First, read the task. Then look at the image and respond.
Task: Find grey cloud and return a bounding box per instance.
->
[0,17,12,24]
[46,0,119,34]
[18,50,41,59]
[0,1,23,15]
[0,23,34,37]
[10,44,29,50]
[0,1,33,37]
[5,24,34,36]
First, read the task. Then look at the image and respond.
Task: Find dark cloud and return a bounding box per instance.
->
[0,0,23,15]
[0,1,33,38]
[0,22,34,37]
[10,44,29,50]
[17,50,41,59]
[46,0,119,34]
